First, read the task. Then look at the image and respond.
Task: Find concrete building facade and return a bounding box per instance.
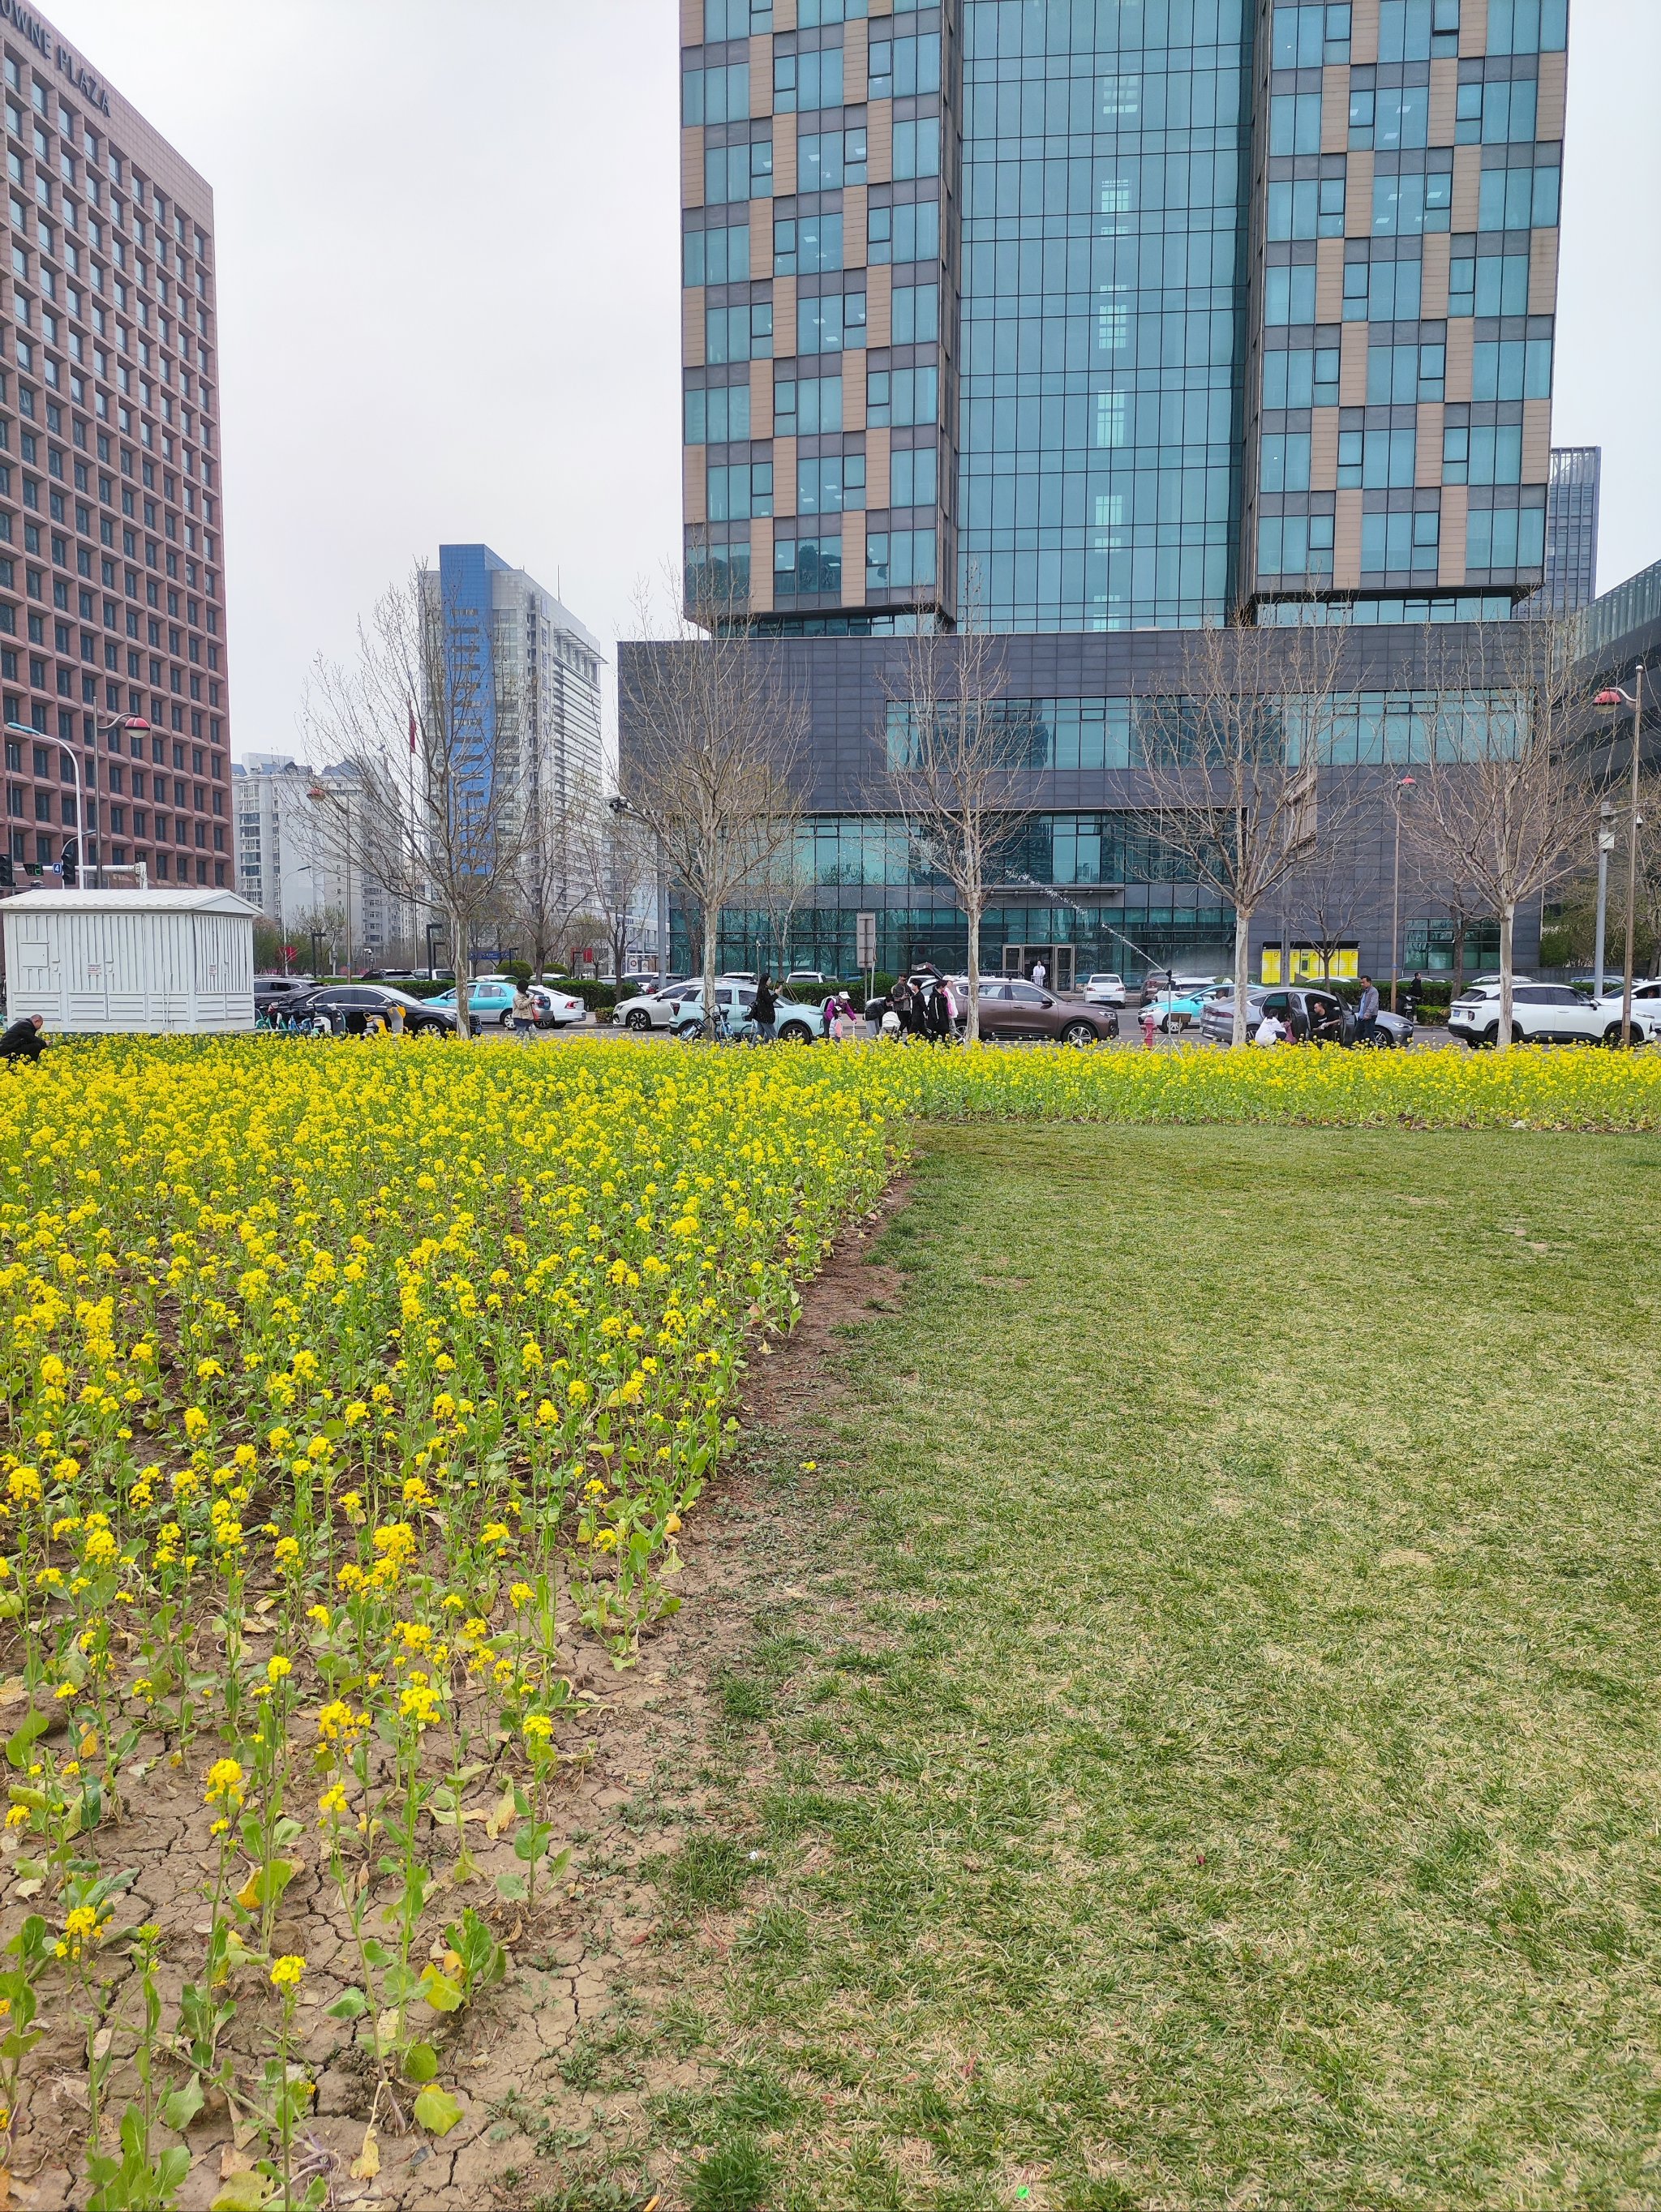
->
[233,757,401,971]
[0,2,230,894]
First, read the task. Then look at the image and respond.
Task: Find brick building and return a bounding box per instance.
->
[0,2,228,891]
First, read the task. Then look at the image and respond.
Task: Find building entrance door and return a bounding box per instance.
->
[1001,943,1075,992]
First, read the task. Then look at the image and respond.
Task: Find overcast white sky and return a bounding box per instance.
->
[52,0,1661,760]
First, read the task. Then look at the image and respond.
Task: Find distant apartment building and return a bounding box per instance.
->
[0,2,230,894]
[234,755,401,968]
[427,544,603,830]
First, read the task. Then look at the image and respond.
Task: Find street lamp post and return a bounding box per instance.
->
[1594,667,1647,1046]
[1388,774,1416,1014]
[608,791,669,976]
[425,920,444,981]
[1594,799,1616,1000]
[7,715,152,891]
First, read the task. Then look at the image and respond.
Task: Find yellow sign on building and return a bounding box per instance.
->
[1260,945,1359,984]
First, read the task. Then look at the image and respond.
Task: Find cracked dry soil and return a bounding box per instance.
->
[4,1185,908,2212]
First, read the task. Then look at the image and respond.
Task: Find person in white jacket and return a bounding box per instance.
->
[1255,1010,1287,1047]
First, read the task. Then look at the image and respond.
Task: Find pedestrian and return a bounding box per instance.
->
[0,1012,45,1062]
[890,973,916,1035]
[1255,1008,1286,1047]
[1283,995,1310,1044]
[1356,973,1380,1044]
[927,980,953,1041]
[1032,958,1047,992]
[1402,971,1423,1021]
[511,982,537,1043]
[388,1000,406,1038]
[753,971,777,1041]
[828,992,857,1041]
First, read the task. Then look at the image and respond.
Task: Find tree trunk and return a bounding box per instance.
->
[965,902,982,1045]
[451,914,471,1039]
[1496,904,1515,1053]
[702,907,719,1039]
[1231,906,1254,1047]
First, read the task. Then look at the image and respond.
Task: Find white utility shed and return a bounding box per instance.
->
[0,888,257,1032]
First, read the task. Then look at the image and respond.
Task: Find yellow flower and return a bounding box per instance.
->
[267,1655,294,1685]
[204,1757,244,1808]
[269,1953,306,1992]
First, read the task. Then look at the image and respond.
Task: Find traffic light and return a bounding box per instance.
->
[0,854,12,889]
[59,836,78,888]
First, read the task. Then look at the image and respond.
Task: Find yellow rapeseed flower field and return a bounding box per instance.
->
[0,1032,902,2180]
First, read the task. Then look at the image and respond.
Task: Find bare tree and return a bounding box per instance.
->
[1408,618,1603,1051]
[1282,818,1368,982]
[881,611,1015,1045]
[288,902,346,979]
[303,566,534,1035]
[618,591,807,1022]
[575,799,661,986]
[1406,849,1494,1000]
[513,775,586,980]
[1135,620,1363,1045]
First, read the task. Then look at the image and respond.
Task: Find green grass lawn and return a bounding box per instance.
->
[651,1125,1661,2212]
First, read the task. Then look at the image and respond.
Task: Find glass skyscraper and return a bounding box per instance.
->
[961,2,1251,631]
[678,0,1567,634]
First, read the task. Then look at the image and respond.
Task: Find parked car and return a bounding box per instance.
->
[1082,972,1127,1007]
[1200,985,1414,1048]
[973,980,1118,1045]
[616,982,702,1031]
[1142,983,1221,1033]
[617,971,674,998]
[672,985,827,1042]
[254,975,313,1017]
[265,984,457,1036]
[673,981,757,1037]
[1449,980,1658,1048]
[1594,978,1661,1023]
[423,980,517,1027]
[527,983,586,1027]
[785,968,829,986]
[422,979,578,1030]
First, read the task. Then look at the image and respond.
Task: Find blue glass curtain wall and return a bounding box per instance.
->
[958,0,1255,632]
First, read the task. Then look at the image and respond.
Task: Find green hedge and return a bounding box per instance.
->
[545,978,616,1015]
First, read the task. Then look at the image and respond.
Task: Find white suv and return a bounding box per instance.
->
[1449,981,1660,1048]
